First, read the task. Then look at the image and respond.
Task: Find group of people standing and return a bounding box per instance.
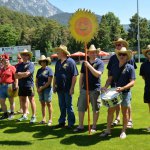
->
[0,38,149,140]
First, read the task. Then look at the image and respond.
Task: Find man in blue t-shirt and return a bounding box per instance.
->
[140,45,150,131]
[15,49,36,123]
[53,45,78,128]
[100,47,136,139]
[74,44,104,133]
[107,38,137,128]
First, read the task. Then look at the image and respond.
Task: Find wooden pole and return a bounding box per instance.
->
[84,43,91,134]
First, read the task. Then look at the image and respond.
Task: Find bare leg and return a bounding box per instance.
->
[21,96,28,115]
[0,99,7,112]
[121,106,128,132]
[28,96,36,116]
[106,107,116,132]
[41,101,46,121]
[115,104,121,120]
[78,111,85,128]
[92,111,99,128]
[8,97,15,112]
[47,102,53,122]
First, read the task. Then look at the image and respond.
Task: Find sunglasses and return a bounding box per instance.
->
[116,44,122,47]
[118,53,127,56]
[21,54,29,56]
[147,52,150,55]
[17,57,21,59]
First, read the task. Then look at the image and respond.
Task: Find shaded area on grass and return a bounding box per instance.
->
[0,140,31,146]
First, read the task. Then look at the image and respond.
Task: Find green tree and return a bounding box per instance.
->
[96,12,126,51]
[128,13,150,50]
[0,24,18,46]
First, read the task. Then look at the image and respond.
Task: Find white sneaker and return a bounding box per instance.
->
[127,121,133,128]
[30,116,36,124]
[147,127,150,132]
[47,120,52,126]
[120,132,126,139]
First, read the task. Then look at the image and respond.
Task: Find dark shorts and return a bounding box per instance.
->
[18,87,35,97]
[144,87,150,103]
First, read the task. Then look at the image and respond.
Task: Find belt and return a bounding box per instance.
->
[0,83,12,85]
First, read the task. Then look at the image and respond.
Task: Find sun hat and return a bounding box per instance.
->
[114,38,129,48]
[116,47,132,61]
[87,44,100,52]
[20,49,33,58]
[54,45,70,55]
[142,45,150,58]
[38,55,51,65]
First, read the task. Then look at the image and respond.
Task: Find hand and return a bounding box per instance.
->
[84,61,90,67]
[101,87,107,93]
[116,87,124,92]
[69,88,74,95]
[53,87,57,93]
[37,86,43,93]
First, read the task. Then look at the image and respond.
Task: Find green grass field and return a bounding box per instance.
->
[0,63,150,150]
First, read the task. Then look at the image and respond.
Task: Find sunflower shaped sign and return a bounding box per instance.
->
[69,9,99,43]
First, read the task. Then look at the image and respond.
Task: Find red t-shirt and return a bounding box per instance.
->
[0,65,16,83]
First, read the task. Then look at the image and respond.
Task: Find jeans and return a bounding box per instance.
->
[57,91,75,126]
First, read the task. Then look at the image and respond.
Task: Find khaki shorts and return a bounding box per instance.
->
[77,89,100,112]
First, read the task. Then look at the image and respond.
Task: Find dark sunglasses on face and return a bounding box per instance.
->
[22,54,29,56]
[116,44,122,47]
[17,57,21,59]
[147,52,150,55]
[118,53,127,56]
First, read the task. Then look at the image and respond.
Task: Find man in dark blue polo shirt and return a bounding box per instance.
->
[74,44,104,133]
[107,38,137,128]
[140,45,150,131]
[100,47,136,139]
[15,49,36,123]
[53,45,78,129]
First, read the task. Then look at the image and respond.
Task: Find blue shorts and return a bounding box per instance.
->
[39,87,53,102]
[121,91,132,107]
[0,84,11,99]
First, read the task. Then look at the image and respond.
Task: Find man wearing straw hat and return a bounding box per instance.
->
[74,44,104,133]
[53,45,78,129]
[100,47,136,139]
[15,49,36,123]
[107,38,137,128]
[140,45,150,132]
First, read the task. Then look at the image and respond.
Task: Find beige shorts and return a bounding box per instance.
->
[77,89,100,112]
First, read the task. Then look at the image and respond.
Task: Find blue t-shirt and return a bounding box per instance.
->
[36,66,53,88]
[81,58,104,91]
[140,60,150,88]
[107,54,137,70]
[54,57,78,92]
[110,63,136,93]
[107,54,137,87]
[16,62,34,87]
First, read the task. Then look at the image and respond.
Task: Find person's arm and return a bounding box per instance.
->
[69,76,77,95]
[116,79,135,92]
[84,61,102,78]
[53,76,57,93]
[39,76,53,91]
[102,76,113,90]
[79,73,84,91]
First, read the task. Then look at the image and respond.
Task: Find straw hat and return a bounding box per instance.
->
[114,38,129,48]
[87,44,100,52]
[142,45,150,58]
[116,47,132,61]
[38,55,51,64]
[54,45,70,55]
[20,49,33,58]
